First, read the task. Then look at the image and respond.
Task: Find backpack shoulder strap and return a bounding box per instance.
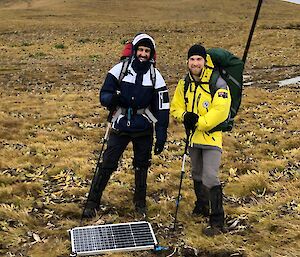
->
[118,57,131,84]
[184,73,211,98]
[120,58,156,88]
[183,74,191,104]
[184,74,191,94]
[220,68,241,87]
[149,62,156,87]
[209,68,222,97]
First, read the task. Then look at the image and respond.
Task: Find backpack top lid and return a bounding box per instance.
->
[207,48,244,87]
[120,42,133,60]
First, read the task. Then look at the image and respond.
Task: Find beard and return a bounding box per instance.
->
[132,57,151,74]
[137,55,150,62]
[190,67,202,77]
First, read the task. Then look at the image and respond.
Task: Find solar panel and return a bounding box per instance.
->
[69,221,158,256]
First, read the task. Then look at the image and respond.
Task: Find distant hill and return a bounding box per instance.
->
[1,0,299,23]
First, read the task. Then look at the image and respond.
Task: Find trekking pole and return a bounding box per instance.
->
[173,132,190,230]
[80,108,115,223]
[242,0,263,63]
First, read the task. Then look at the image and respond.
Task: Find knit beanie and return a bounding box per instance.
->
[187,44,206,59]
[132,33,156,59]
[132,33,156,49]
[135,38,154,51]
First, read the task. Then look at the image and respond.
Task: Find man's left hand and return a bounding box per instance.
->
[183,112,199,132]
[154,141,165,155]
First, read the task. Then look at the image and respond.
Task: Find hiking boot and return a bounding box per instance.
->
[82,207,97,219]
[82,201,99,219]
[133,166,148,217]
[83,166,113,219]
[192,201,210,217]
[203,185,225,236]
[135,205,147,216]
[193,180,209,217]
[202,225,224,237]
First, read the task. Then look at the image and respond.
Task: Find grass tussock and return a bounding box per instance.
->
[27,238,70,257]
[0,203,39,228]
[47,203,81,218]
[0,181,43,200]
[224,170,268,197]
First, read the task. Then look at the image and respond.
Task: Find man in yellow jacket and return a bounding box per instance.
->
[171,44,231,236]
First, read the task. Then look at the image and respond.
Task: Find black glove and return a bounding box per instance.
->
[183,112,199,132]
[109,93,121,110]
[154,141,165,155]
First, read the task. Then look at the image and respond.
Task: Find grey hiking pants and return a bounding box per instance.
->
[189,147,222,189]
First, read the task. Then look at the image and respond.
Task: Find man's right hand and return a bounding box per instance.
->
[183,112,199,132]
[109,93,121,109]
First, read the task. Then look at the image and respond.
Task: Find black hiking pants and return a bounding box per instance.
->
[86,131,153,208]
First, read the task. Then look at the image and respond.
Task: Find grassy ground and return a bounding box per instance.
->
[0,0,299,256]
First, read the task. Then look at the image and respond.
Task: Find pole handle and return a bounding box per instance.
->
[107,110,114,123]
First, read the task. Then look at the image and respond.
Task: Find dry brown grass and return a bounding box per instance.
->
[0,0,299,256]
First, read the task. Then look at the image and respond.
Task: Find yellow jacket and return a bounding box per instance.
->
[170,54,231,150]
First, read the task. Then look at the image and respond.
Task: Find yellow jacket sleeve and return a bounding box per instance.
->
[197,88,231,131]
[170,79,186,122]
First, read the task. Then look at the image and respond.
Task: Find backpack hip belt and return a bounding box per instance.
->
[112,107,157,124]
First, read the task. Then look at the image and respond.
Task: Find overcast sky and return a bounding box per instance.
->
[282,0,300,4]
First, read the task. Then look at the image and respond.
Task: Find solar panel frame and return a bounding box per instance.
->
[69,221,158,256]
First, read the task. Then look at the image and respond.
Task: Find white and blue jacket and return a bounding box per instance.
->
[100,58,170,144]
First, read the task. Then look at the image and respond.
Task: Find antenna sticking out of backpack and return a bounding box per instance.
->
[242,0,263,63]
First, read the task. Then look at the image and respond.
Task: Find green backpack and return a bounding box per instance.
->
[184,48,244,132]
